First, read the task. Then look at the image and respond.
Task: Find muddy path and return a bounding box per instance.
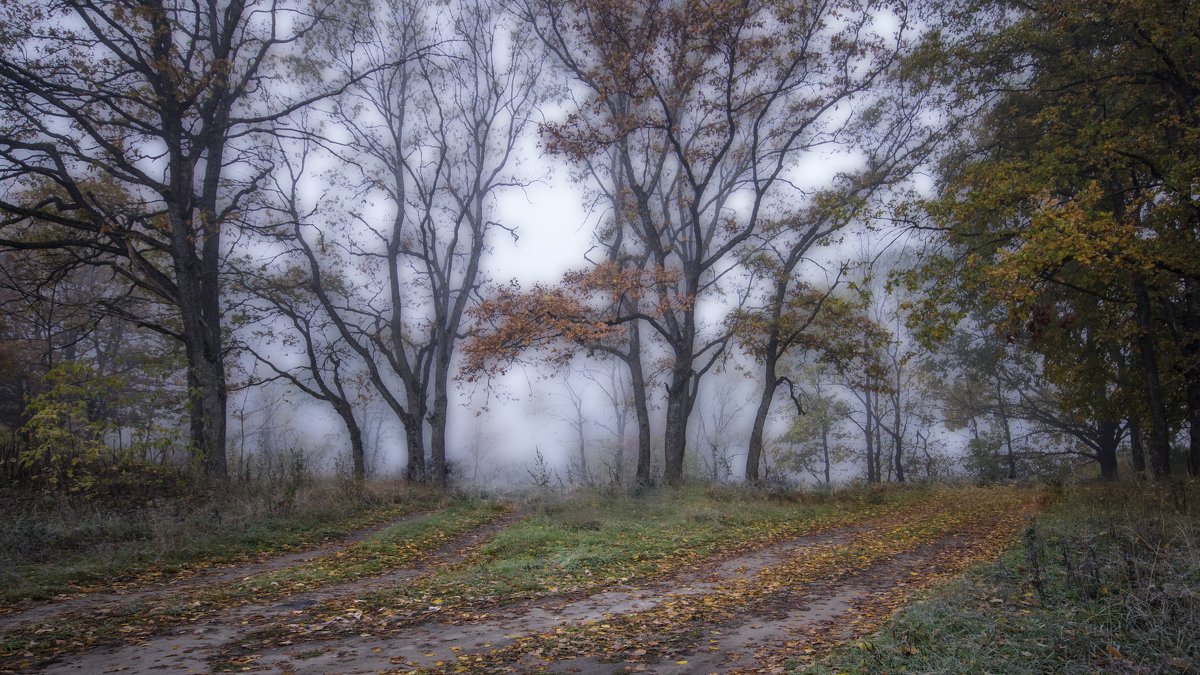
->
[562,514,1021,675]
[26,509,524,674]
[8,495,1035,675]
[0,508,436,634]
[208,521,882,674]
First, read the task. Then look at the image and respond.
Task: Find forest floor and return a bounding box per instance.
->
[0,485,1050,674]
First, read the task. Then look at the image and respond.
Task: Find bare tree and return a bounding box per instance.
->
[268,0,544,486]
[736,78,942,483]
[234,268,372,480]
[581,362,641,485]
[548,378,593,487]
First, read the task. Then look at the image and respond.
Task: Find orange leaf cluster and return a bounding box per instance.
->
[464,263,677,378]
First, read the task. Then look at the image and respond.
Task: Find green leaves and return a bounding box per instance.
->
[20,362,128,491]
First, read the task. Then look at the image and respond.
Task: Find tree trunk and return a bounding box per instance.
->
[747,271,790,485]
[820,415,831,488]
[996,378,1017,480]
[195,31,234,483]
[874,392,885,483]
[429,366,450,488]
[611,383,628,484]
[1129,418,1147,474]
[334,401,366,481]
[662,310,698,484]
[663,358,695,485]
[196,346,227,480]
[892,389,905,483]
[628,320,654,485]
[577,429,590,485]
[745,365,777,484]
[166,80,227,480]
[632,381,652,485]
[1096,420,1120,481]
[1134,280,1172,479]
[177,251,227,481]
[402,412,426,483]
[864,375,876,484]
[663,382,689,485]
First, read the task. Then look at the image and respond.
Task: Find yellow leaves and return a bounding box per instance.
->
[950,180,1152,333]
[464,256,700,380]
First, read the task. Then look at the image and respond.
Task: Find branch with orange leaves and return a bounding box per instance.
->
[462,262,677,380]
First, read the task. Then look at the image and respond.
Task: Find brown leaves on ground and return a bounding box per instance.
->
[407,487,1038,674]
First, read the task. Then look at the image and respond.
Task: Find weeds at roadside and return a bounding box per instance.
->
[0,478,451,605]
[800,481,1200,674]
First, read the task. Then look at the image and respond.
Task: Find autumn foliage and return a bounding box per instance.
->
[464,263,678,377]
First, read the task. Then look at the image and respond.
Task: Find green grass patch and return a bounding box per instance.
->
[801,481,1200,674]
[221,499,510,598]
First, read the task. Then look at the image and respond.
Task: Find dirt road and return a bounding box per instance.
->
[2,495,1036,674]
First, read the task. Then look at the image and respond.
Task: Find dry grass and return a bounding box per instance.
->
[0,477,449,604]
[803,480,1200,674]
